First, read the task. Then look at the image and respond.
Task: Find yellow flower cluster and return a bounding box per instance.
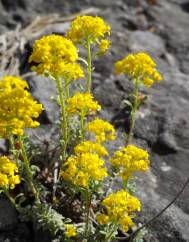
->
[65,224,77,238]
[99,39,111,53]
[74,140,108,157]
[99,190,141,232]
[87,118,116,143]
[61,62,84,81]
[0,76,43,138]
[29,34,84,79]
[67,92,101,115]
[96,213,109,225]
[0,156,20,189]
[67,15,110,47]
[0,76,28,89]
[115,52,162,87]
[61,141,107,188]
[110,145,150,182]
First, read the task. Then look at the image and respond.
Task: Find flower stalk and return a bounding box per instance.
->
[126,78,139,145]
[86,39,92,93]
[9,136,20,167]
[80,111,86,141]
[55,77,68,163]
[19,136,40,204]
[104,224,117,242]
[84,189,92,238]
[3,189,16,207]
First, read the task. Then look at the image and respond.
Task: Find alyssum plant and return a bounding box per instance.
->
[0,16,162,241]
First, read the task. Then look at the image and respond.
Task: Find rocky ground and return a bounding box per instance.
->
[0,0,189,241]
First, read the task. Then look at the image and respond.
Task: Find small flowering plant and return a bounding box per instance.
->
[0,15,163,241]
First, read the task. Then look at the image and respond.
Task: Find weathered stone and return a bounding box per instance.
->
[0,138,6,155]
[145,0,189,74]
[0,196,18,231]
[128,30,166,56]
[0,223,31,242]
[27,76,59,124]
[136,170,189,242]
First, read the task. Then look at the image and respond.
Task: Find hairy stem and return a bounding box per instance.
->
[126,78,139,145]
[19,136,40,203]
[104,224,117,242]
[65,79,70,99]
[9,136,19,167]
[86,40,92,93]
[55,77,68,163]
[84,190,92,238]
[4,190,16,207]
[80,111,86,141]
[54,78,69,201]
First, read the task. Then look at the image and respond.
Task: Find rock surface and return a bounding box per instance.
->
[0,0,189,241]
[0,139,6,155]
[0,196,18,231]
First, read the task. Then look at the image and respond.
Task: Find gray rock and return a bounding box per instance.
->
[128,30,166,56]
[0,196,18,231]
[27,76,59,124]
[136,170,189,242]
[145,0,189,74]
[93,77,124,112]
[0,223,31,242]
[26,124,60,152]
[0,138,6,155]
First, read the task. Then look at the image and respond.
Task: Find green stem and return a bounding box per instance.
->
[53,78,69,202]
[84,190,92,238]
[80,111,86,141]
[4,190,16,207]
[104,224,117,242]
[19,136,40,204]
[106,174,115,196]
[55,77,68,163]
[9,136,19,168]
[65,80,70,99]
[126,78,139,145]
[9,136,14,151]
[86,40,92,93]
[123,180,128,190]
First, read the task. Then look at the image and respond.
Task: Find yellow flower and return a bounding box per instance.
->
[74,140,109,157]
[0,76,29,89]
[60,157,77,181]
[110,145,150,182]
[0,173,9,188]
[75,171,88,187]
[67,92,101,116]
[101,190,141,232]
[9,175,20,189]
[87,118,116,143]
[67,15,110,44]
[119,215,134,232]
[61,62,84,81]
[115,52,162,87]
[0,76,43,138]
[29,34,83,79]
[65,224,77,238]
[99,39,111,53]
[0,156,20,189]
[61,149,107,188]
[96,214,109,225]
